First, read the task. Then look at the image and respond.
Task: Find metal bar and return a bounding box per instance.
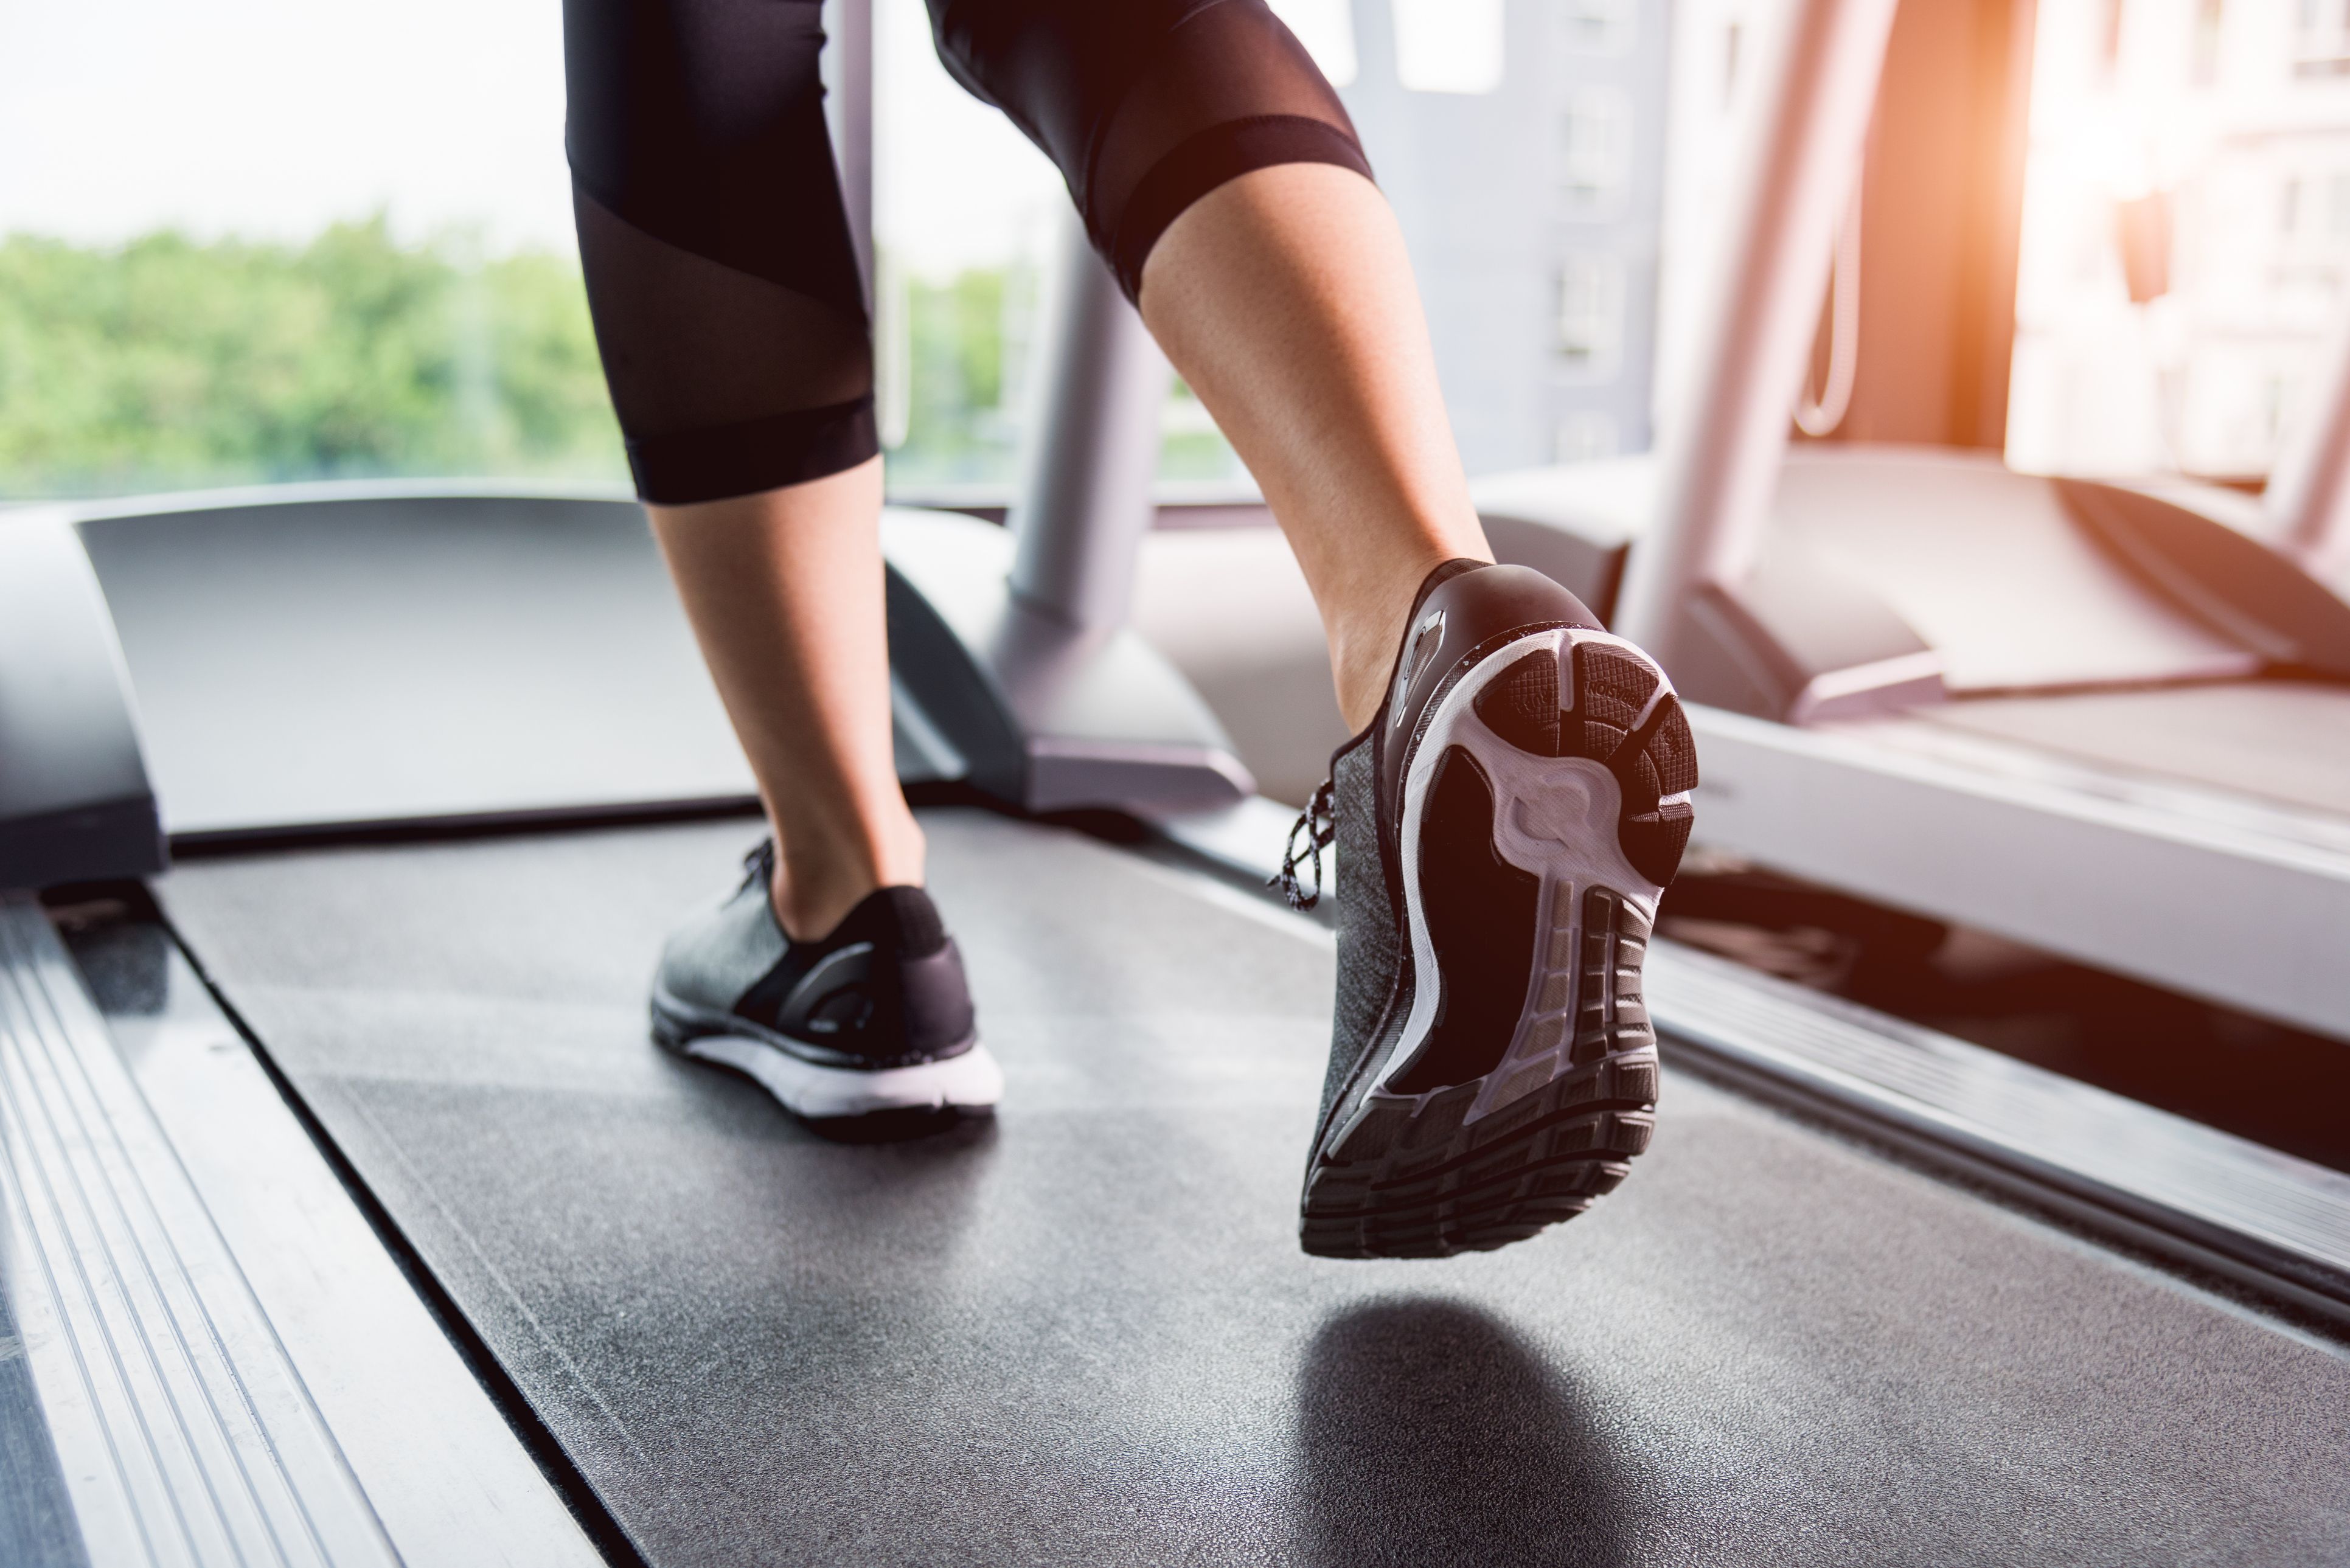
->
[1006,215,1172,631]
[2264,311,2350,582]
[1611,0,1902,656]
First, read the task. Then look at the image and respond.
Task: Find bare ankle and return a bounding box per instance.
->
[1330,549,1490,730]
[768,816,926,941]
[1334,634,1396,734]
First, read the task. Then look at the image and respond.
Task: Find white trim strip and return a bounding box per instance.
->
[0,894,397,1567]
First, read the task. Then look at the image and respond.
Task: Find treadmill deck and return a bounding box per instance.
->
[155,811,2350,1567]
[1905,680,2350,831]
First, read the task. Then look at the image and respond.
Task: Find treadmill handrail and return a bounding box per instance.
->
[2264,307,2350,585]
[1613,0,1902,658]
[1006,215,1173,633]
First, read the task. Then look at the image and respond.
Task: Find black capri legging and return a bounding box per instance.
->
[563,0,1371,504]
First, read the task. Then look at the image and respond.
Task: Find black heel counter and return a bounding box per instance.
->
[891,940,978,1060]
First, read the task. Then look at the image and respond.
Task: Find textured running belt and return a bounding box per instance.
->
[159,812,2350,1567]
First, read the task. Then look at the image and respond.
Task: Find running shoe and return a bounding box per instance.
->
[651,841,1003,1120]
[1281,560,1695,1258]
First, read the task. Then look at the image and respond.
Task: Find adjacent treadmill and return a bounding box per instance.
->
[1467,0,2350,1045]
[3,2,2348,1564]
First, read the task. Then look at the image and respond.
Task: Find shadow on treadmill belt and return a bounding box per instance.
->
[1295,1300,1642,1566]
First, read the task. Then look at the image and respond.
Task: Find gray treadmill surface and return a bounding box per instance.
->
[158,812,2350,1567]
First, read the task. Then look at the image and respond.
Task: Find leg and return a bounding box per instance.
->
[1133,165,1688,1256]
[934,0,1685,1247]
[568,0,996,1119]
[924,0,1487,732]
[648,459,922,939]
[566,0,909,939]
[1137,165,1491,732]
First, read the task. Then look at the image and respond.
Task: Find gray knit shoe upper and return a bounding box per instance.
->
[652,841,978,1071]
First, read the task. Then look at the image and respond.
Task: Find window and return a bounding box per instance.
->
[1560,89,1632,216]
[0,0,1254,501]
[873,0,1062,493]
[2294,0,2350,75]
[1392,0,1506,95]
[2191,0,2223,86]
[1554,409,1620,462]
[1268,0,1358,88]
[1556,254,1625,375]
[1558,0,1636,57]
[2009,0,2350,480]
[0,0,617,498]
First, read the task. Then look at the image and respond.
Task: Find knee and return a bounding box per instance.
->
[925,0,1374,302]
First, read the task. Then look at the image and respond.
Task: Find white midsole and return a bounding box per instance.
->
[1378,628,1670,1125]
[670,1015,1004,1119]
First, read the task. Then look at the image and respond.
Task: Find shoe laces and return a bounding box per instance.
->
[1270,779,1336,911]
[739,838,777,895]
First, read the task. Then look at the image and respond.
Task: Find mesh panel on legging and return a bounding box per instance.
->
[564,0,1370,502]
[563,0,875,504]
[925,0,1372,302]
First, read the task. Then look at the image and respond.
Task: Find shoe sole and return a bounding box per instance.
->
[1301,628,1694,1259]
[651,989,1004,1120]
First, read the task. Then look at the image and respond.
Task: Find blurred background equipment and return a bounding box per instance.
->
[2113,189,2172,304]
[1474,0,2350,1058]
[2,2,2348,1566]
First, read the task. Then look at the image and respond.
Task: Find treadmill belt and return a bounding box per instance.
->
[158,813,2350,1567]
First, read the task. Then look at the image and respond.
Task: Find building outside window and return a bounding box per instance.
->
[2010,0,2350,482]
[1557,254,1628,375]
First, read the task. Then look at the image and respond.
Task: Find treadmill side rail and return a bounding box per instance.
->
[0,893,397,1567]
[1677,546,1948,723]
[1690,702,2350,1042]
[0,513,162,890]
[1652,939,2350,1329]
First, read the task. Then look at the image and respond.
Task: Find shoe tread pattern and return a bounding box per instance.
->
[1302,633,1690,1260]
[1301,890,1661,1259]
[1472,642,1698,887]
